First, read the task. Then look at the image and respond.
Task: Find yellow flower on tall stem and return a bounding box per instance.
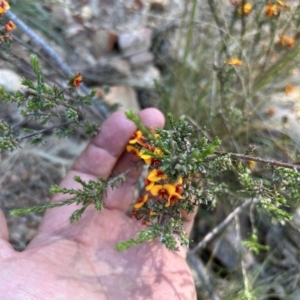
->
[238,3,252,16]
[225,58,242,66]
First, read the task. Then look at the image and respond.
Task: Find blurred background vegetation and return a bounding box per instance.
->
[2,0,300,299]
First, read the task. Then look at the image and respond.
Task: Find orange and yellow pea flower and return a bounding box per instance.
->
[147,168,168,182]
[175,177,183,193]
[4,21,16,32]
[73,72,83,88]
[129,130,144,145]
[134,194,149,209]
[0,0,10,14]
[145,178,155,191]
[140,147,163,165]
[126,145,140,157]
[150,184,183,207]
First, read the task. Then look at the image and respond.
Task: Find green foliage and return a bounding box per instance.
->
[242,234,269,254]
[276,167,300,204]
[0,55,98,151]
[239,168,293,223]
[0,120,19,151]
[116,229,157,252]
[11,174,126,222]
[116,219,189,252]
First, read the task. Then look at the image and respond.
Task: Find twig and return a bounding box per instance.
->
[5,10,109,120]
[187,254,220,300]
[16,120,76,141]
[235,214,252,298]
[188,198,257,255]
[214,151,300,171]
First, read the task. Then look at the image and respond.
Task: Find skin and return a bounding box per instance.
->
[0,108,197,300]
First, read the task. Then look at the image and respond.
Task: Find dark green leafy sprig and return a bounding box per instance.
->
[0,120,19,151]
[242,234,269,254]
[116,219,189,252]
[275,167,300,204]
[239,168,293,222]
[0,54,98,151]
[10,173,126,223]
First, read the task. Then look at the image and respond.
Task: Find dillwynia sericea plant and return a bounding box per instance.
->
[3,0,300,250]
[10,107,297,251]
[3,53,298,251]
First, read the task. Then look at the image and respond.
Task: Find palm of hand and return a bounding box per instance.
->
[0,109,196,299]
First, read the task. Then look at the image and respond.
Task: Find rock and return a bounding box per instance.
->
[130,66,160,88]
[80,5,94,22]
[118,28,152,57]
[65,23,84,38]
[0,69,22,92]
[90,0,149,31]
[149,0,170,11]
[51,5,72,28]
[92,29,118,57]
[129,51,154,67]
[103,85,140,112]
[106,57,131,77]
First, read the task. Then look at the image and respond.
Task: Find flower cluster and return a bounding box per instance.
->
[120,112,223,250]
[0,1,17,44]
[126,128,185,224]
[265,1,289,17]
[279,35,295,48]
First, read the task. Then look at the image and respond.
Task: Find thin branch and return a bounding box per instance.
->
[187,254,220,300]
[16,120,76,141]
[214,151,300,170]
[188,198,257,255]
[5,10,109,120]
[235,213,252,298]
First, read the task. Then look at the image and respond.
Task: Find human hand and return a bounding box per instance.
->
[0,108,196,299]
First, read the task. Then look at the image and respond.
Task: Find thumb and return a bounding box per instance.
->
[0,210,9,241]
